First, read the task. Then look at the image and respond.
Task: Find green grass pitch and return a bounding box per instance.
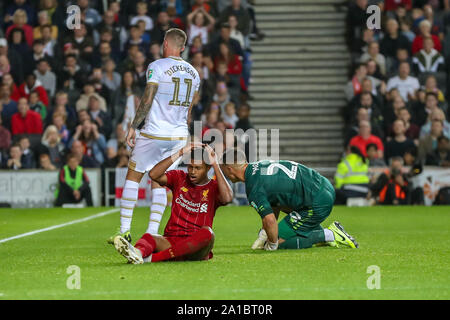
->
[0,205,449,300]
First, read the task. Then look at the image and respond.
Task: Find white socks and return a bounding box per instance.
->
[146,187,167,235]
[120,180,139,233]
[324,228,335,242]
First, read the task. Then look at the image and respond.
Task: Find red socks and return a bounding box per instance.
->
[152,228,213,262]
[135,233,156,258]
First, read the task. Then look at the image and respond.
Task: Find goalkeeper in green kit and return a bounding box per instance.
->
[220,149,358,251]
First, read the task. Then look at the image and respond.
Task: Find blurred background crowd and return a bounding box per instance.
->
[0,0,262,173]
[337,0,450,205]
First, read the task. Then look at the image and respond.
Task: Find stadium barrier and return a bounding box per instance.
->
[0,169,101,208]
[0,167,448,208]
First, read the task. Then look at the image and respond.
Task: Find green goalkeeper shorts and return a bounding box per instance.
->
[278,178,335,239]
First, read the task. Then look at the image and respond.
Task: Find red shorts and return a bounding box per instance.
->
[165,235,213,261]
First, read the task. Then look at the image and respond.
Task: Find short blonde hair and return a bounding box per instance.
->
[165,28,187,49]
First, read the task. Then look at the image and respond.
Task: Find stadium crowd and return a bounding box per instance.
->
[0,0,260,178]
[338,0,450,205]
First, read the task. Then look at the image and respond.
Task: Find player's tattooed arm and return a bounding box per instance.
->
[130,83,158,129]
[187,91,200,127]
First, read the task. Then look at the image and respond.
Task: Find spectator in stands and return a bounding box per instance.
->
[412,36,445,74]
[151,11,177,44]
[420,108,450,139]
[369,156,413,205]
[394,107,420,143]
[219,0,251,36]
[106,124,127,160]
[34,59,56,99]
[18,136,35,168]
[51,112,70,147]
[70,139,99,169]
[186,6,215,46]
[5,9,34,47]
[55,153,93,207]
[39,124,64,168]
[77,0,101,28]
[387,47,412,77]
[34,10,58,41]
[213,80,231,111]
[426,136,450,167]
[12,73,49,107]
[221,101,238,128]
[360,42,387,76]
[399,16,415,42]
[29,38,53,74]
[60,53,85,92]
[418,120,444,162]
[380,18,411,59]
[347,0,369,48]
[88,95,112,139]
[403,147,418,166]
[8,28,32,72]
[386,61,420,102]
[366,59,386,82]
[334,145,370,205]
[367,143,387,167]
[412,19,442,54]
[5,144,28,170]
[210,22,244,61]
[384,0,412,12]
[101,59,121,92]
[423,74,445,103]
[130,50,148,91]
[39,24,56,57]
[349,120,384,158]
[0,113,12,153]
[384,119,416,162]
[71,119,106,165]
[0,83,18,130]
[11,97,43,137]
[0,39,24,84]
[104,142,129,168]
[414,91,441,128]
[29,91,47,121]
[130,2,154,32]
[76,83,107,112]
[345,63,368,102]
[38,153,56,170]
[5,0,37,27]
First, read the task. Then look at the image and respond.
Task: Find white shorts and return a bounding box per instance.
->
[128,133,187,173]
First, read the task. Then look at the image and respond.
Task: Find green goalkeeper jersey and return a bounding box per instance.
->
[244,160,327,218]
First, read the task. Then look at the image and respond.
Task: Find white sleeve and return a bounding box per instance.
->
[146,61,162,84]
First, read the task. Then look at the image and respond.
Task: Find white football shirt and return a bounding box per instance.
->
[141,56,200,138]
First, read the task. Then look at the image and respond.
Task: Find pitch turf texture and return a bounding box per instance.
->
[0,206,449,300]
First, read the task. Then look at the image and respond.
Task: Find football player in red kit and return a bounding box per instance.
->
[113,143,233,264]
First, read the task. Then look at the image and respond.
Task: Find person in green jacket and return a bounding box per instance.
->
[55,153,93,207]
[334,146,370,204]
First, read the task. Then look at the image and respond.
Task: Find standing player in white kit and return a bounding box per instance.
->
[108,28,200,243]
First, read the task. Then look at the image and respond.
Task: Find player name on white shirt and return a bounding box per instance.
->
[141,56,200,139]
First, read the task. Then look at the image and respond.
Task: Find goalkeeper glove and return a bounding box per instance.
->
[264,240,278,251]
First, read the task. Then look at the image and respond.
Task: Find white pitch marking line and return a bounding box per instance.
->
[0,208,119,244]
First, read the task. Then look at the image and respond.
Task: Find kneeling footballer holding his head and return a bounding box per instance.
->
[219,148,358,251]
[113,143,233,263]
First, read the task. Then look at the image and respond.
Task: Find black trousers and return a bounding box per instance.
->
[55,185,93,207]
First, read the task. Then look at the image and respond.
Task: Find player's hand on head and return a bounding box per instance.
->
[203,144,217,165]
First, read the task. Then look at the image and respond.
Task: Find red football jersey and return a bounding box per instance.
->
[164,170,222,237]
